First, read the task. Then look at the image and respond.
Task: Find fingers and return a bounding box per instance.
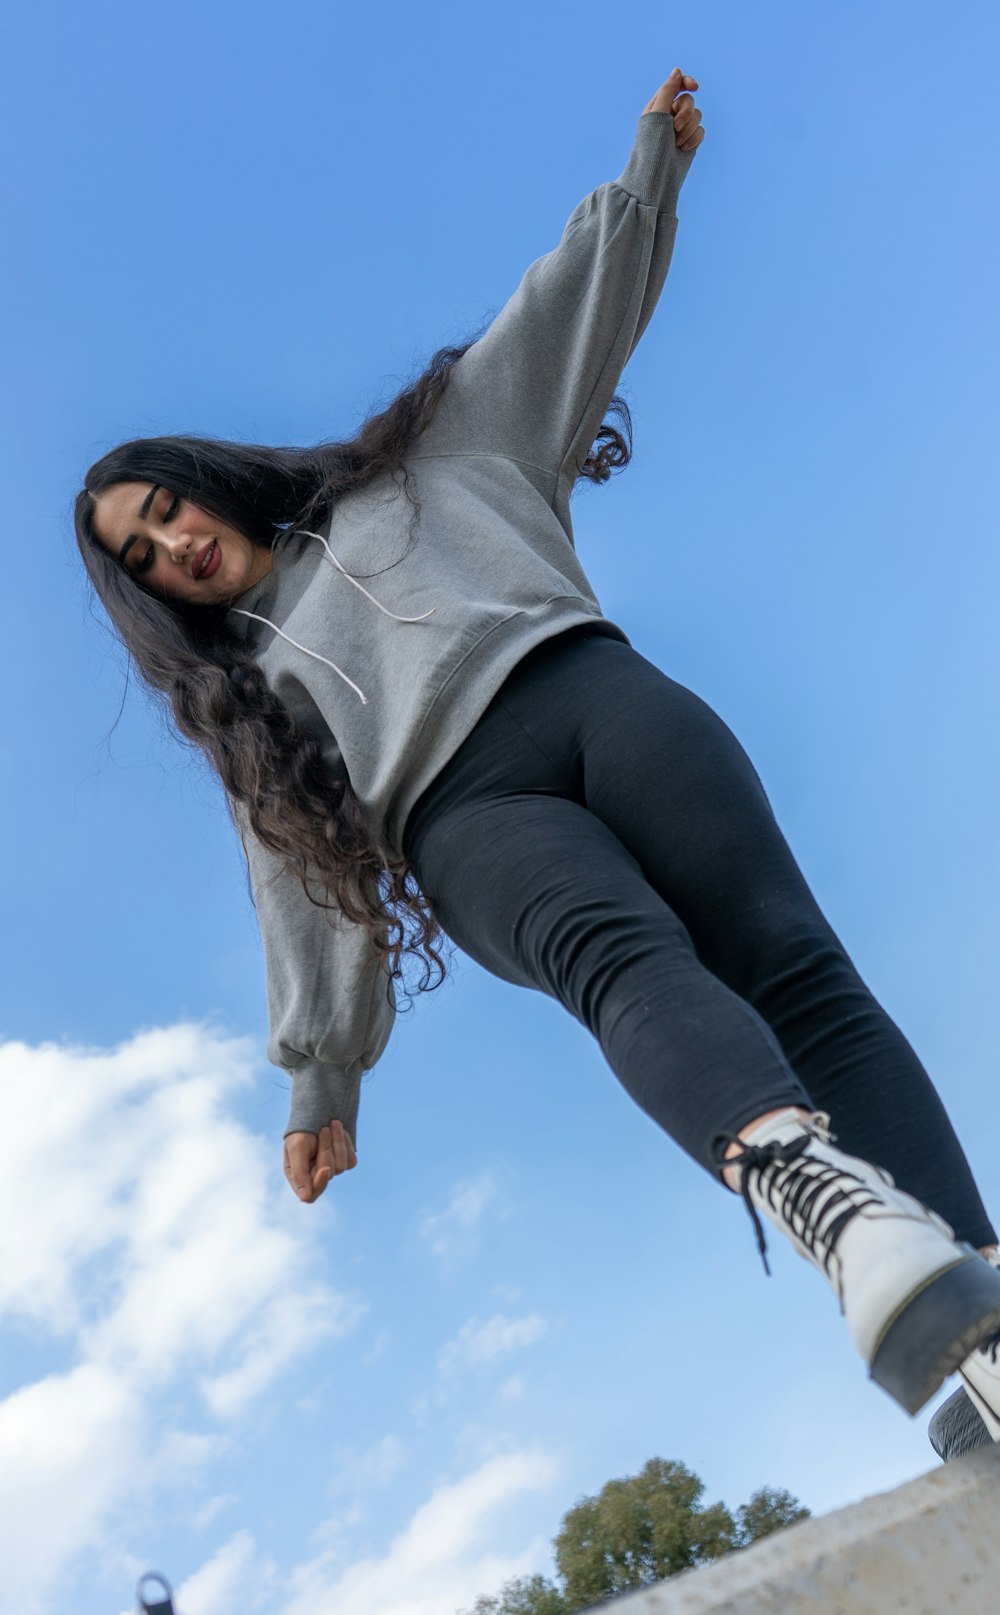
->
[663,68,699,92]
[336,1120,358,1173]
[643,70,704,149]
[285,1131,318,1202]
[284,1123,357,1205]
[678,126,706,153]
[673,102,704,150]
[317,1120,357,1182]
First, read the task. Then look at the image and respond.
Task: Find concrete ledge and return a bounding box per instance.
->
[596,1445,1000,1614]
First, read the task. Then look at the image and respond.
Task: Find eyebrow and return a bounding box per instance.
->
[117,484,161,566]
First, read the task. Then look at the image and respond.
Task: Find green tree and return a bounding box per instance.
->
[554,1459,735,1608]
[464,1573,566,1615]
[733,1486,811,1548]
[459,1457,809,1615]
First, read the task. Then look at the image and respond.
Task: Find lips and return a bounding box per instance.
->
[193,539,221,580]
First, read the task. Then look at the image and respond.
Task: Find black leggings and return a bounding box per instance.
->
[402,626,996,1249]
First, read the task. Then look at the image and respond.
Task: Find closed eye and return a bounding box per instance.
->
[134,492,180,575]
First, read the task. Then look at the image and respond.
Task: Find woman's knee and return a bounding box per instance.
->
[738,925,871,1031]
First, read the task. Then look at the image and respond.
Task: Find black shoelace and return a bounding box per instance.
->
[717,1129,882,1283]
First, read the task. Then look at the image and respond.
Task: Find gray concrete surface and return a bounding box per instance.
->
[593,1444,1000,1614]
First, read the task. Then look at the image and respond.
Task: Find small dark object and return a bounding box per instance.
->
[929,1385,993,1460]
[136,1571,175,1614]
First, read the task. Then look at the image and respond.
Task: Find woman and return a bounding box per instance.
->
[75,70,998,1461]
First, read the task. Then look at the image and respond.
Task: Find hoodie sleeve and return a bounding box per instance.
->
[421,111,697,483]
[229,799,396,1146]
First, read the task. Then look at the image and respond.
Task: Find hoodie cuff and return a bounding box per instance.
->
[282,1059,363,1147]
[615,110,698,215]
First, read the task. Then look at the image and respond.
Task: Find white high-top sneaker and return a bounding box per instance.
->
[929,1248,1000,1460]
[722,1108,1000,1415]
[960,1348,1000,1440]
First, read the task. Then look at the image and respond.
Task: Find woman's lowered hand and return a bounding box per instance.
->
[284,1119,357,1203]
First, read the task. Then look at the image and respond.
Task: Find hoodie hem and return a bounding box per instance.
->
[383,601,629,856]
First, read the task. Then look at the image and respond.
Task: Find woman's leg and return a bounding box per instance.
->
[478,629,995,1249]
[404,691,815,1173]
[405,627,1000,1425]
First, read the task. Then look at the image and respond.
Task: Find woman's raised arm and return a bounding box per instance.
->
[414,70,705,488]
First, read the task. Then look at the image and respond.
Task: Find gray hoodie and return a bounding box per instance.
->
[226,110,697,1143]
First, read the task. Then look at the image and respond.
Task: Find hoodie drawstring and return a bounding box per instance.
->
[230,610,370,704]
[230,527,436,705]
[299,529,436,625]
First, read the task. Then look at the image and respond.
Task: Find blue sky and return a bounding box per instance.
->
[2,1,999,1610]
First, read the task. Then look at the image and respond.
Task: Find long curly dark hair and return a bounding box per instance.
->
[74,337,633,998]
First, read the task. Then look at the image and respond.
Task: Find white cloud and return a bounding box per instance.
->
[418,1173,499,1258]
[176,1529,280,1615]
[277,1450,559,1615]
[0,1026,367,1615]
[193,1493,238,1531]
[438,1314,548,1378]
[0,1363,142,1612]
[198,1285,364,1421]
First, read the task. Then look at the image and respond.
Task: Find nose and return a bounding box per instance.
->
[164,535,192,566]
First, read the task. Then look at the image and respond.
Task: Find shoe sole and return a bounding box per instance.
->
[927,1385,992,1462]
[870,1253,1000,1416]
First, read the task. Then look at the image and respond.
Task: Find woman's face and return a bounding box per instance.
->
[90,481,273,605]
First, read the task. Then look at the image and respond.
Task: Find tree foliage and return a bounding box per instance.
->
[733,1485,811,1548]
[459,1458,809,1615]
[464,1573,567,1615]
[554,1459,736,1607]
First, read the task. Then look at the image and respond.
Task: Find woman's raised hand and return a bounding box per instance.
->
[643,68,705,153]
[285,1119,357,1203]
